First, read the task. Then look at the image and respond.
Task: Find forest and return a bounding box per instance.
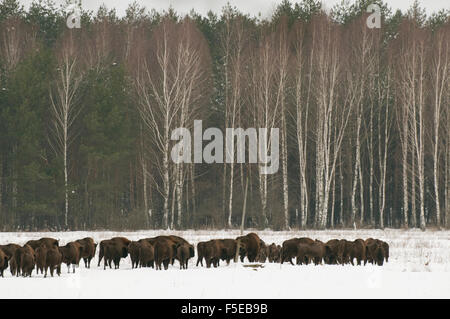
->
[0,0,448,231]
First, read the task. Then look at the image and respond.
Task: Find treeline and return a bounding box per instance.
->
[0,0,448,231]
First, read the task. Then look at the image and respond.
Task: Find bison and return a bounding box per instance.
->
[14,244,35,277]
[75,237,97,268]
[154,237,177,270]
[45,246,62,277]
[176,243,194,270]
[35,245,47,275]
[59,241,83,273]
[235,233,262,263]
[98,237,130,267]
[138,240,155,268]
[0,243,21,261]
[281,237,314,265]
[0,249,8,277]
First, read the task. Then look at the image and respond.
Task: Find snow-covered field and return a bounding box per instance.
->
[1,228,449,298]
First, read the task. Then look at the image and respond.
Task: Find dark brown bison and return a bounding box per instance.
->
[197,239,236,268]
[202,240,221,268]
[379,240,389,263]
[15,244,35,277]
[324,239,340,264]
[154,237,177,270]
[164,236,192,265]
[219,239,237,265]
[337,239,353,265]
[102,242,119,269]
[59,241,83,273]
[45,246,62,277]
[75,238,97,268]
[177,243,194,270]
[35,245,47,275]
[268,243,281,263]
[348,239,366,266]
[103,239,131,270]
[296,240,325,265]
[0,243,21,260]
[235,233,262,263]
[9,254,18,276]
[365,238,388,266]
[0,249,8,277]
[256,240,269,263]
[25,237,59,250]
[128,241,141,269]
[138,240,154,268]
[98,237,131,267]
[145,235,193,267]
[281,237,314,265]
[196,241,206,267]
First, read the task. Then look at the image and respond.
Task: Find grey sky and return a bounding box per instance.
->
[17,0,450,18]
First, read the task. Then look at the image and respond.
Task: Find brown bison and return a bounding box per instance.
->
[128,241,141,269]
[379,240,389,263]
[337,239,353,265]
[98,237,131,267]
[0,243,21,260]
[219,239,237,265]
[296,240,326,265]
[196,241,206,267]
[256,240,269,263]
[146,235,193,267]
[59,241,83,273]
[9,254,18,276]
[177,243,194,270]
[154,237,177,270]
[0,249,8,277]
[164,236,192,265]
[268,243,281,263]
[365,238,388,266]
[324,239,340,264]
[235,233,262,263]
[25,237,59,250]
[202,240,221,268]
[75,237,97,268]
[14,244,35,277]
[281,237,314,265]
[35,245,48,275]
[45,246,62,277]
[348,239,366,266]
[138,240,154,268]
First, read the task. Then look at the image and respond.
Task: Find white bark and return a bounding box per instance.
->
[430,28,449,228]
[49,44,82,229]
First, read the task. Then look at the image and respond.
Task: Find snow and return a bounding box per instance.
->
[0,228,449,298]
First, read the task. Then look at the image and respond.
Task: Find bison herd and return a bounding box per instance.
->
[0,233,389,278]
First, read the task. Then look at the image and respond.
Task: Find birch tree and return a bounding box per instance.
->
[134,18,210,229]
[429,23,449,228]
[220,13,247,228]
[249,28,281,228]
[291,20,310,228]
[312,15,351,229]
[346,17,377,228]
[395,19,428,230]
[49,30,83,229]
[275,18,290,229]
[377,41,394,229]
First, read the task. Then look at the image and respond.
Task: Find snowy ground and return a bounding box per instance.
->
[0,228,449,298]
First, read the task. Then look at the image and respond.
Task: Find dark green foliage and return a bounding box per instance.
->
[0,0,448,230]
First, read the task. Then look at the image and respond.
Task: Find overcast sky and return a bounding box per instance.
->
[17,0,450,18]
